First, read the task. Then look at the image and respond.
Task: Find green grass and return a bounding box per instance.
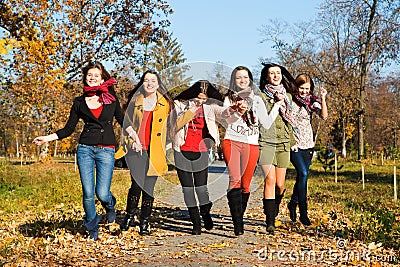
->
[0,157,399,263]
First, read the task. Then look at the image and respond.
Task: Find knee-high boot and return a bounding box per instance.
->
[139,199,153,235]
[120,189,140,231]
[241,192,250,215]
[188,206,202,235]
[274,189,286,217]
[199,202,213,230]
[227,188,243,236]
[263,198,276,235]
[299,202,311,226]
[287,200,297,222]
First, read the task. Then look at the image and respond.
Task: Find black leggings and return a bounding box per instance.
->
[174,151,210,207]
[127,150,157,201]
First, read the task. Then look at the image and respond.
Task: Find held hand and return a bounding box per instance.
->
[236,100,248,115]
[275,99,285,106]
[291,145,299,152]
[193,97,206,106]
[129,132,142,152]
[274,92,285,102]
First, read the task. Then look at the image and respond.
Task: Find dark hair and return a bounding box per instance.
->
[259,63,296,94]
[82,61,111,86]
[82,61,115,95]
[125,70,174,112]
[294,73,315,94]
[174,80,223,103]
[226,66,257,128]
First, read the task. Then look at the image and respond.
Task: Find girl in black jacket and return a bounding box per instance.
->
[33,61,123,241]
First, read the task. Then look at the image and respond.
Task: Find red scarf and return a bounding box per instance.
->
[294,93,322,114]
[83,78,117,104]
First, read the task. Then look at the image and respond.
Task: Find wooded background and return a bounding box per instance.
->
[0,0,399,161]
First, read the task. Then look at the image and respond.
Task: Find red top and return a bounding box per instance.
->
[90,105,115,148]
[180,106,209,152]
[90,105,103,119]
[138,110,153,150]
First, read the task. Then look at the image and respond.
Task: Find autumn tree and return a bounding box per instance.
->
[0,0,173,158]
[147,34,190,97]
[259,0,400,159]
[319,0,400,159]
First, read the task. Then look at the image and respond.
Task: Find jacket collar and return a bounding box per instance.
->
[134,91,167,108]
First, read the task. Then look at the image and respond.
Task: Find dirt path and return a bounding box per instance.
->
[99,161,391,266]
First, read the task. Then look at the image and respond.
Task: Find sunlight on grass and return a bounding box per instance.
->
[0,159,399,265]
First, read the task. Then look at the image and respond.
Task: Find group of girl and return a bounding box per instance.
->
[33,61,327,240]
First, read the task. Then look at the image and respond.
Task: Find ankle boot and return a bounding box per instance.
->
[299,202,311,226]
[263,199,276,235]
[241,192,250,216]
[120,190,140,231]
[199,202,213,230]
[274,189,286,217]
[84,214,102,241]
[227,188,243,236]
[139,199,153,235]
[287,200,297,222]
[188,206,202,235]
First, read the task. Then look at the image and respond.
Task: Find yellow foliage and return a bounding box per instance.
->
[345,124,356,139]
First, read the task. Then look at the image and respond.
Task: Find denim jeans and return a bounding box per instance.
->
[77,144,116,223]
[290,148,314,204]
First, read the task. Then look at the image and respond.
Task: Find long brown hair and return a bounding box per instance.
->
[259,63,296,94]
[124,70,174,112]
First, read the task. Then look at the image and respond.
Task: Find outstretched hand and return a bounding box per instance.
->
[33,136,48,146]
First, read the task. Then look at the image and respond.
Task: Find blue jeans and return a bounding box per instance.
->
[290,148,313,204]
[77,144,116,223]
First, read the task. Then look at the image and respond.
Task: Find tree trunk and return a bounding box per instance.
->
[341,119,347,158]
[54,140,58,157]
[358,0,377,160]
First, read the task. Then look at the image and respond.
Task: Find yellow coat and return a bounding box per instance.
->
[118,91,170,176]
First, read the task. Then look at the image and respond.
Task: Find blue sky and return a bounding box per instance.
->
[169,0,323,71]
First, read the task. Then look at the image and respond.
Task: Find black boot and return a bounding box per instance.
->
[139,199,153,235]
[200,202,213,230]
[241,192,250,216]
[274,189,286,218]
[227,188,243,236]
[263,199,276,235]
[299,202,311,226]
[287,200,297,222]
[84,214,102,241]
[120,189,140,231]
[188,206,202,235]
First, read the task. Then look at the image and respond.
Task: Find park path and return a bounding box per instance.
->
[103,161,327,266]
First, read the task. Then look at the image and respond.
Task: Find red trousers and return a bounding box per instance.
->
[222,139,259,193]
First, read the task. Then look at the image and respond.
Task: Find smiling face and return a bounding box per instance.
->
[143,73,159,96]
[235,69,251,90]
[298,82,311,97]
[85,68,104,87]
[267,66,282,86]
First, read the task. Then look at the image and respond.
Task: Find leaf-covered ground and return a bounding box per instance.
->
[1,160,399,266]
[1,189,398,266]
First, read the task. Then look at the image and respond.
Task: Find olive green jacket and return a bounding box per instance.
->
[258,92,296,147]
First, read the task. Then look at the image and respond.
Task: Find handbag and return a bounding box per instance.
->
[114,145,128,169]
[114,156,128,169]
